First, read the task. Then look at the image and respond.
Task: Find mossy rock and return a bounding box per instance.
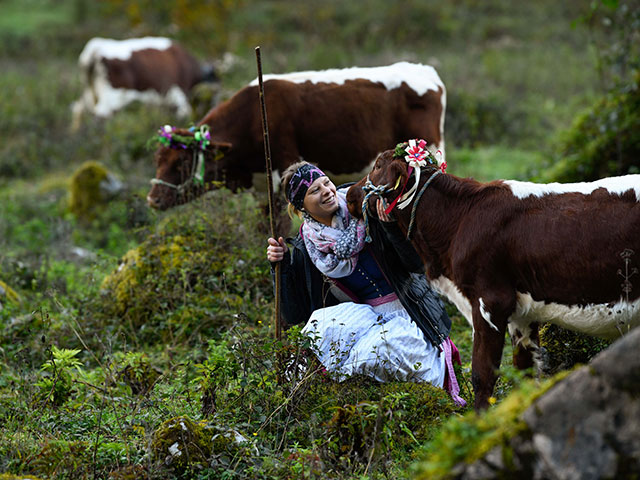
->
[0,279,21,305]
[28,440,91,479]
[150,416,213,474]
[93,191,272,344]
[0,474,45,480]
[69,160,122,221]
[116,352,162,395]
[283,373,463,459]
[539,324,611,374]
[108,464,148,480]
[412,372,570,479]
[150,415,257,477]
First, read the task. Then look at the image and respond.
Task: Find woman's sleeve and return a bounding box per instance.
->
[270,245,313,327]
[375,219,425,273]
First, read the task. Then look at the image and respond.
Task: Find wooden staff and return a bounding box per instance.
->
[255,46,282,343]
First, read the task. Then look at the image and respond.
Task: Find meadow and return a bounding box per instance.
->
[0,0,635,478]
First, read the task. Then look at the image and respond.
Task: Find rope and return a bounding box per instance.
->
[406,170,440,240]
[359,168,440,241]
[361,175,390,242]
[149,149,204,193]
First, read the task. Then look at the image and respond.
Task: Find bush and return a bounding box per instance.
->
[93,190,272,346]
[540,73,640,182]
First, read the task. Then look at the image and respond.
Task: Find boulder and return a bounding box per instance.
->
[69,161,123,221]
[416,327,640,479]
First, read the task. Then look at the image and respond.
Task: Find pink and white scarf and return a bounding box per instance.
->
[302,188,367,278]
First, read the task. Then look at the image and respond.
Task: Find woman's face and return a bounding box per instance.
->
[303,176,338,225]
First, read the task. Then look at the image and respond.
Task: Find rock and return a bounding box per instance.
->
[521,327,640,479]
[417,328,640,479]
[69,161,123,221]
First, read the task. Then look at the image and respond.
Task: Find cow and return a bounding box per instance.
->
[71,37,217,130]
[146,61,446,211]
[346,141,640,410]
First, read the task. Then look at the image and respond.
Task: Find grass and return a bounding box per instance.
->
[0,0,77,36]
[449,146,546,181]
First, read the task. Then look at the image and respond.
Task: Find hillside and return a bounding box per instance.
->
[0,1,636,478]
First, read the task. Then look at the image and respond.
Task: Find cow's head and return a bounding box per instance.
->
[147,126,232,210]
[347,139,443,220]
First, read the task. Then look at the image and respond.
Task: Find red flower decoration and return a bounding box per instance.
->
[404,139,428,167]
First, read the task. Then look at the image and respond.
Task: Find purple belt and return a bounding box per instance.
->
[364,293,399,306]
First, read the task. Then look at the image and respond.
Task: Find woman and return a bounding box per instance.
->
[266,161,465,405]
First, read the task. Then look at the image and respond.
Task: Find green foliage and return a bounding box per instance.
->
[94,190,272,346]
[115,351,161,395]
[539,324,611,374]
[35,346,83,407]
[541,73,640,182]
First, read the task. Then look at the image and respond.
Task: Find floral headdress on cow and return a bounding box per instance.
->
[155,124,212,151]
[393,139,446,173]
[380,139,446,214]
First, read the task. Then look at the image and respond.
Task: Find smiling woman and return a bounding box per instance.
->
[266,160,466,405]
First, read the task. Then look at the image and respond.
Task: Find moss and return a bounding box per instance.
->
[115,352,162,395]
[0,279,21,304]
[413,371,570,480]
[68,160,109,221]
[93,190,272,345]
[28,439,91,479]
[150,416,213,475]
[539,324,611,374]
[107,465,148,480]
[296,374,462,460]
[0,475,46,480]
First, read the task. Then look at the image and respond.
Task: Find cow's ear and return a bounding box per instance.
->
[389,161,408,190]
[211,141,232,152]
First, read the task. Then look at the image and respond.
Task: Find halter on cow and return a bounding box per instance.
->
[148,125,231,205]
[347,140,640,410]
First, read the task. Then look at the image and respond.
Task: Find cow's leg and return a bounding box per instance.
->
[70,88,94,132]
[509,322,540,371]
[471,291,514,410]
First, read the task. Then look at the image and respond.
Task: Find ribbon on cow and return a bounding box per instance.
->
[156,124,211,151]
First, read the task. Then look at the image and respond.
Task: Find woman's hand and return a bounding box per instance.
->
[267,237,287,262]
[376,199,394,222]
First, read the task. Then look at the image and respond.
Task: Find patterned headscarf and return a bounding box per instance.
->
[287,163,326,210]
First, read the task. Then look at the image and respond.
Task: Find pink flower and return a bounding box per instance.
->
[404,139,428,168]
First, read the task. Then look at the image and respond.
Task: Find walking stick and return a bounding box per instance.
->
[255,46,282,344]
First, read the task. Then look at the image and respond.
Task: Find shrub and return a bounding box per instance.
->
[541,72,640,182]
[538,324,611,374]
[92,190,272,346]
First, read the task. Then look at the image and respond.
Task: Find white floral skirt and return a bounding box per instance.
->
[301,299,445,387]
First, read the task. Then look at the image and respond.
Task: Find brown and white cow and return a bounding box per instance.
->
[146,62,446,210]
[347,145,640,410]
[71,37,217,129]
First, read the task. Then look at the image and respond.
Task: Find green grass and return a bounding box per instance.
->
[448,145,546,181]
[0,0,77,36]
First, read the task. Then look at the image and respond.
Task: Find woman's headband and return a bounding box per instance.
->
[287,163,326,210]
